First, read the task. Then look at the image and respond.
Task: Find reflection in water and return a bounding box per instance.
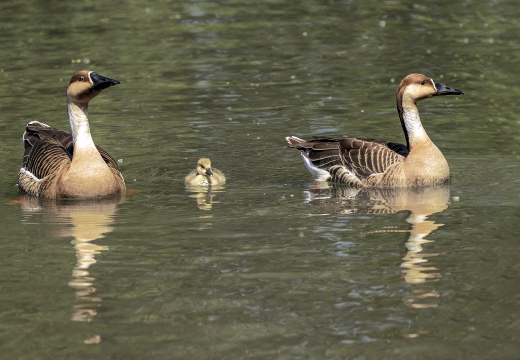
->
[305,185,450,310]
[185,184,225,211]
[19,196,122,342]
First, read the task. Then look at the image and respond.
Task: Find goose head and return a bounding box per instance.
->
[397,73,463,105]
[197,158,213,177]
[67,70,120,106]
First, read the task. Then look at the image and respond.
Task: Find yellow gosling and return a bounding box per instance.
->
[185,158,226,186]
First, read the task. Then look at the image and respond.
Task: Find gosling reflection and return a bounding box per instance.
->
[20,196,122,323]
[305,185,450,309]
[185,184,225,211]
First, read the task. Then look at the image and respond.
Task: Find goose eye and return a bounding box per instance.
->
[77,76,85,82]
[420,80,426,85]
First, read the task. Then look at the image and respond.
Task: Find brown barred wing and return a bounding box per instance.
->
[287,137,343,171]
[338,138,405,179]
[21,122,73,179]
[22,122,73,169]
[22,139,72,181]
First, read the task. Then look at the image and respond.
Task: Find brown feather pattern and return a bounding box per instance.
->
[19,121,124,197]
[286,137,343,171]
[288,136,407,185]
[338,138,405,178]
[18,71,124,198]
[286,73,463,187]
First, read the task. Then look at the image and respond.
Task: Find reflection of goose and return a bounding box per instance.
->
[20,197,121,325]
[185,184,225,211]
[185,158,226,186]
[18,71,125,198]
[306,185,450,308]
[305,186,449,215]
[286,74,463,187]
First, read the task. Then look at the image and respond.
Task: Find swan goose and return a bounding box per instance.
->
[286,73,463,187]
[185,158,226,186]
[18,70,125,198]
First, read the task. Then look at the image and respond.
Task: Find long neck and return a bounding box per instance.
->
[67,99,97,152]
[396,93,432,152]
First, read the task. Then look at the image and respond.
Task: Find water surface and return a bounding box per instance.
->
[1,0,519,358]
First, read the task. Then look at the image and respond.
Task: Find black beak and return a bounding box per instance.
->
[90,72,120,92]
[205,168,213,176]
[435,81,463,96]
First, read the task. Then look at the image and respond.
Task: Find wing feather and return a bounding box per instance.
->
[286,137,343,171]
[21,121,122,181]
[338,138,405,179]
[22,122,72,180]
[287,135,408,185]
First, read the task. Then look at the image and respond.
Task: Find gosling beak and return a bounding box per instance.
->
[90,72,120,92]
[205,168,213,176]
[434,81,463,96]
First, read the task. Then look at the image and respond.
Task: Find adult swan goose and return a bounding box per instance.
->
[286,73,463,187]
[18,70,125,198]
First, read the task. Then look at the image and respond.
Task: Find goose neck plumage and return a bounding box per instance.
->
[396,94,432,153]
[67,99,96,151]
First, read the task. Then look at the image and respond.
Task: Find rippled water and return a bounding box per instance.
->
[1,0,519,358]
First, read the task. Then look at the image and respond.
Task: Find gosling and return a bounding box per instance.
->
[185,158,226,186]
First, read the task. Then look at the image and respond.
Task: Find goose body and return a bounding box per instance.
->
[18,70,125,198]
[185,158,226,186]
[286,73,463,187]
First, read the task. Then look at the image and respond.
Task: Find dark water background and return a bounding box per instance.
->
[1,0,519,358]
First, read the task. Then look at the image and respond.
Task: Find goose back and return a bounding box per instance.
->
[19,121,124,198]
[287,136,410,186]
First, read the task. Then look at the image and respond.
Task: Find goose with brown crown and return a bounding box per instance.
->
[286,74,463,187]
[18,70,125,198]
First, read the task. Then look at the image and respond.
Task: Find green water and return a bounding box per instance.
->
[1,0,519,358]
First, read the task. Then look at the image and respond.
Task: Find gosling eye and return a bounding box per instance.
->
[77,75,85,82]
[420,80,427,85]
